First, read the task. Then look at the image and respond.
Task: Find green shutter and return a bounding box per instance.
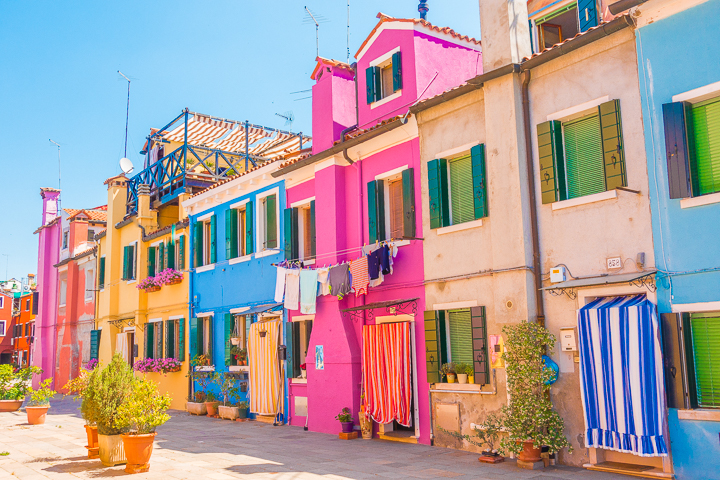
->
[147,247,156,276]
[209,215,217,264]
[245,200,254,254]
[449,156,475,225]
[158,242,165,272]
[428,158,449,229]
[98,257,105,288]
[189,317,198,359]
[286,321,296,378]
[599,100,627,191]
[691,98,720,195]
[178,317,185,361]
[471,144,488,219]
[225,209,238,260]
[89,330,101,360]
[368,181,379,243]
[448,310,473,365]
[564,114,605,199]
[165,320,174,360]
[131,245,137,280]
[401,168,415,238]
[193,222,203,268]
[156,320,163,359]
[122,246,130,280]
[537,120,566,204]
[392,51,403,92]
[167,241,175,269]
[224,313,234,366]
[373,66,382,102]
[309,200,316,258]
[424,311,441,383]
[178,235,185,270]
[470,306,489,385]
[376,180,386,241]
[690,313,720,408]
[283,208,294,260]
[365,67,375,104]
[145,323,154,359]
[207,317,213,363]
[266,195,277,249]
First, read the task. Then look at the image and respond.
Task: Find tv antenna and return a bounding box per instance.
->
[347,1,351,63]
[303,6,329,58]
[49,139,62,213]
[118,70,132,167]
[275,111,295,129]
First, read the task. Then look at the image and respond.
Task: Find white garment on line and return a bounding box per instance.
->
[316,267,331,296]
[284,269,300,310]
[274,267,287,303]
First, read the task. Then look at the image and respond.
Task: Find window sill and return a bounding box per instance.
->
[229,255,253,265]
[58,304,66,308]
[256,249,281,258]
[228,365,249,372]
[370,90,402,109]
[677,409,720,422]
[291,378,307,384]
[194,366,215,372]
[680,191,720,209]
[436,219,483,235]
[430,383,486,394]
[126,279,136,285]
[196,264,215,273]
[551,189,617,211]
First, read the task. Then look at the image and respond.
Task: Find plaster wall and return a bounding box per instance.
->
[0,294,13,361]
[311,66,356,154]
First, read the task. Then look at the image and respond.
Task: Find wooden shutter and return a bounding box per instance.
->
[122,246,130,280]
[165,320,174,360]
[661,313,691,409]
[365,67,375,104]
[662,102,694,199]
[209,215,217,264]
[178,317,185,361]
[189,317,198,360]
[368,180,379,243]
[448,310,473,364]
[471,306,490,385]
[245,200,254,254]
[401,168,415,238]
[471,144,488,219]
[578,0,598,32]
[427,158,450,228]
[224,313,234,366]
[145,323,154,359]
[424,311,443,383]
[178,235,185,269]
[193,223,203,268]
[292,321,301,378]
[690,98,720,195]
[564,114,605,199]
[132,245,137,280]
[99,257,105,288]
[89,329,101,360]
[147,247,156,276]
[392,51,403,92]
[207,316,213,363]
[156,320,163,359]
[158,242,165,272]
[537,120,566,204]
[283,208,297,261]
[689,313,720,407]
[599,100,627,191]
[167,241,175,269]
[309,200,316,258]
[225,209,238,260]
[449,156,475,225]
[266,195,278,249]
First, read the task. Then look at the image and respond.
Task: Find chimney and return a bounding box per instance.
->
[311,58,357,154]
[137,184,156,228]
[39,188,60,226]
[104,174,128,226]
[418,1,428,20]
[478,0,532,70]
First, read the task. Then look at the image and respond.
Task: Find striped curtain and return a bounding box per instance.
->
[362,322,412,426]
[248,319,281,415]
[578,295,668,457]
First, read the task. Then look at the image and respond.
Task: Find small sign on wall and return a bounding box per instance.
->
[315,345,324,370]
[489,335,505,368]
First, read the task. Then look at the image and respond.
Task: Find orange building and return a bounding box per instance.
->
[11,292,36,367]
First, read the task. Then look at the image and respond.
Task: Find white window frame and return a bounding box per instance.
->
[59,279,67,307]
[235,205,249,258]
[0,320,5,336]
[202,220,213,266]
[369,47,402,108]
[0,296,4,309]
[290,197,315,263]
[62,229,69,250]
[256,187,281,257]
[85,268,94,301]
[127,241,138,284]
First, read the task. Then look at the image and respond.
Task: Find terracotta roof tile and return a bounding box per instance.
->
[333,114,408,145]
[64,208,108,223]
[311,57,355,80]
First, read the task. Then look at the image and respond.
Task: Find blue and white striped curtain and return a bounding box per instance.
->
[578,295,668,457]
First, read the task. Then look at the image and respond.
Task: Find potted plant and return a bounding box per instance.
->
[236,400,249,419]
[335,407,353,433]
[499,322,571,465]
[205,391,221,417]
[115,378,171,474]
[25,378,56,425]
[64,369,98,459]
[136,276,161,293]
[217,376,241,420]
[134,358,182,374]
[455,363,471,384]
[229,346,247,366]
[192,354,213,371]
[441,362,456,383]
[83,354,135,467]
[300,363,307,379]
[156,268,183,286]
[439,412,504,463]
[0,365,40,412]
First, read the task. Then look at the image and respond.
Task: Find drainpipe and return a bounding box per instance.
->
[521,70,545,327]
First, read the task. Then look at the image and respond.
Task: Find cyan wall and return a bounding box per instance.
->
[636,2,720,478]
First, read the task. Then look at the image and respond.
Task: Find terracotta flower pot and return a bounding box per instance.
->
[26,405,50,425]
[186,402,207,415]
[85,425,99,459]
[121,433,156,474]
[0,399,24,412]
[98,433,127,467]
[205,401,221,416]
[517,440,542,463]
[340,421,354,433]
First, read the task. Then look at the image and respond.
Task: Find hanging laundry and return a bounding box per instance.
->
[300,269,319,314]
[367,249,381,280]
[381,245,393,275]
[369,269,384,288]
[316,267,331,296]
[328,264,351,300]
[284,269,300,310]
[274,267,287,303]
[349,256,369,297]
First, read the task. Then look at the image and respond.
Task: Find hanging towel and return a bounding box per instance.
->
[248,319,281,415]
[316,267,331,296]
[362,322,412,426]
[274,267,287,303]
[578,295,668,457]
[299,269,319,314]
[328,264,351,299]
[349,256,369,296]
[284,270,300,310]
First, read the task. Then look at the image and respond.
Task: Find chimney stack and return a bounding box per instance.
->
[418,1,428,20]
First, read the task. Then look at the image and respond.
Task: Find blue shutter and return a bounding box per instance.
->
[662,102,694,199]
[578,0,599,32]
[392,51,403,92]
[471,145,488,219]
[366,67,375,104]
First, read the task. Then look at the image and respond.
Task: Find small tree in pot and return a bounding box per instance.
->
[64,369,99,459]
[216,376,241,420]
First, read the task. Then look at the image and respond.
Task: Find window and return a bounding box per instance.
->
[24,323,29,337]
[98,257,106,289]
[175,235,186,270]
[365,51,402,104]
[87,229,95,242]
[0,296,4,309]
[190,316,213,361]
[225,206,254,261]
[0,320,5,336]
[224,314,251,366]
[62,230,69,249]
[122,244,137,280]
[85,269,94,300]
[144,321,163,360]
[428,145,488,229]
[368,168,416,242]
[538,99,626,204]
[663,97,720,198]
[148,240,175,276]
[25,298,30,311]
[689,313,720,408]
[284,201,316,262]
[144,319,183,361]
[289,319,313,378]
[529,0,596,54]
[193,216,216,268]
[424,306,489,385]
[59,280,67,306]
[261,194,278,250]
[31,323,34,337]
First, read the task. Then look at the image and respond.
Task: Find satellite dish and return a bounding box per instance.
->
[119,157,134,174]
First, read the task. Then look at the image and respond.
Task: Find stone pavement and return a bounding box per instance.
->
[0,397,632,480]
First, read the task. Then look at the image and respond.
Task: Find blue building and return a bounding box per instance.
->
[636,1,720,478]
[183,160,291,422]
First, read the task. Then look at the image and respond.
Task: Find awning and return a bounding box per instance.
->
[541,271,656,299]
[231,303,283,316]
[341,298,419,321]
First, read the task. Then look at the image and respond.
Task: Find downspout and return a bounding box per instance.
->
[521,70,546,327]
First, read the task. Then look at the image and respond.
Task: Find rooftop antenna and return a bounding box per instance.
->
[48,139,62,213]
[347,1,351,63]
[419,0,429,20]
[275,111,295,129]
[303,7,328,58]
[117,70,131,165]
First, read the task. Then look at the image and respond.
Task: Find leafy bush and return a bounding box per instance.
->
[28,379,56,406]
[82,354,135,435]
[455,363,473,375]
[0,365,41,400]
[114,378,171,435]
[235,400,249,409]
[217,376,239,406]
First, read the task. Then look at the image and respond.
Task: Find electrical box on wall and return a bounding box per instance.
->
[559,327,578,352]
[550,266,566,283]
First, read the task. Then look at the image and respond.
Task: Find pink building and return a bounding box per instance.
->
[274,13,481,444]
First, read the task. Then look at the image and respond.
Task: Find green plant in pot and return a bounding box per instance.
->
[0,364,41,412]
[335,407,354,434]
[455,363,472,384]
[114,377,171,474]
[498,321,571,464]
[64,369,99,458]
[217,376,243,420]
[26,378,56,425]
[229,346,247,366]
[235,400,249,419]
[439,411,504,461]
[441,362,456,383]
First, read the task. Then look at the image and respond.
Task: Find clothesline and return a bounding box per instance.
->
[272,238,409,267]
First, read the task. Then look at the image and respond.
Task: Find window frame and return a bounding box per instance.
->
[291,318,313,378]
[59,279,67,307]
[25,298,30,311]
[0,320,5,336]
[0,296,4,309]
[85,268,94,301]
[376,166,409,242]
[445,153,476,226]
[367,47,402,107]
[289,197,316,263]
[62,230,69,250]
[87,229,95,242]
[256,188,280,255]
[560,111,606,200]
[688,311,720,409]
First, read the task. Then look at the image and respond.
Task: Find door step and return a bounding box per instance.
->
[377,431,418,444]
[585,462,673,479]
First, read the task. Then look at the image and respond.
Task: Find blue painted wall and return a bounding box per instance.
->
[636,1,720,477]
[189,181,288,418]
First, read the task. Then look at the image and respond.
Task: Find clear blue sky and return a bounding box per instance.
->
[0,0,480,280]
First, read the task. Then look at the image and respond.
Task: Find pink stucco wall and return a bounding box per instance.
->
[311,65,356,155]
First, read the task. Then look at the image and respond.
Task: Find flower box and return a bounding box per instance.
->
[134,358,182,374]
[144,285,161,293]
[165,277,182,286]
